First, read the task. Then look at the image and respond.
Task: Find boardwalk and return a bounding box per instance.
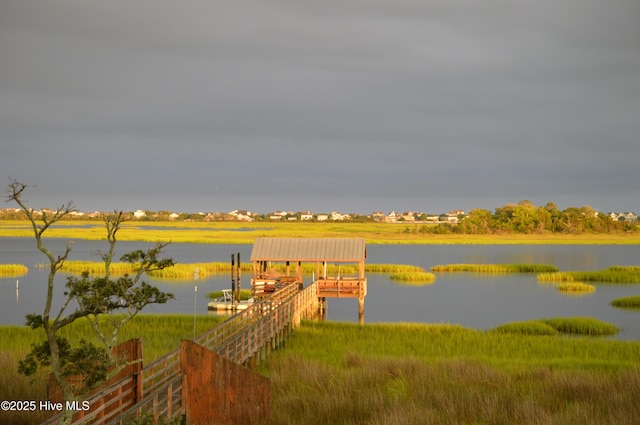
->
[43,238,368,425]
[43,281,320,425]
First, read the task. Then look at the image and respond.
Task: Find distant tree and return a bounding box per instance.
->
[6,179,175,424]
[458,209,493,234]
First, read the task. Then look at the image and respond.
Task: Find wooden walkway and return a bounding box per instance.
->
[42,281,321,425]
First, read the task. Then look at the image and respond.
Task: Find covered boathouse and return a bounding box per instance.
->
[250,237,368,322]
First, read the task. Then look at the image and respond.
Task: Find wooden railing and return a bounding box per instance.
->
[43,281,320,425]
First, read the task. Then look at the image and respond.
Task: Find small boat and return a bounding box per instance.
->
[208,289,255,311]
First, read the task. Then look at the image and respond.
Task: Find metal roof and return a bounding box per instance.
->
[250,238,366,262]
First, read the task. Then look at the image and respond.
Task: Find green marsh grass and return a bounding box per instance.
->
[256,321,640,425]
[611,295,640,309]
[4,318,640,425]
[0,263,29,277]
[3,219,639,244]
[389,272,436,284]
[38,260,425,281]
[431,263,559,273]
[0,314,225,425]
[537,266,640,284]
[541,317,619,336]
[555,282,596,294]
[491,317,617,336]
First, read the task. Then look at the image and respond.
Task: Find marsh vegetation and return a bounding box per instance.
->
[537,266,640,284]
[431,263,559,273]
[3,317,639,425]
[0,263,28,277]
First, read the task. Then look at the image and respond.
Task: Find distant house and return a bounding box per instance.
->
[169,212,180,220]
[371,212,385,222]
[331,211,349,221]
[300,211,314,221]
[610,212,638,222]
[401,212,415,222]
[268,210,289,221]
[229,209,254,221]
[385,211,400,223]
[133,210,146,219]
[316,214,329,222]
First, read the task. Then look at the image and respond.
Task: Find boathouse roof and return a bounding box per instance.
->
[250,238,366,262]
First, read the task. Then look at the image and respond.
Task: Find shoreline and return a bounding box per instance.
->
[1,220,639,245]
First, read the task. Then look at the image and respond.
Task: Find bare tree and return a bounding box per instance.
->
[6,179,174,424]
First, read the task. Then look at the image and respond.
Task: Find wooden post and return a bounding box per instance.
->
[237,252,241,303]
[231,254,236,305]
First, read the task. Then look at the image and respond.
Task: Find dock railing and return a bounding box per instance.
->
[42,281,320,425]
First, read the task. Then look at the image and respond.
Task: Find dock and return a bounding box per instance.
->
[250,237,368,322]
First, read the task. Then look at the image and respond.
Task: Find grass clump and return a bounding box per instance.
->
[0,263,29,277]
[541,317,619,336]
[556,282,596,294]
[611,295,640,309]
[389,272,436,285]
[431,263,559,273]
[492,317,618,337]
[490,320,559,336]
[42,260,253,279]
[537,266,640,284]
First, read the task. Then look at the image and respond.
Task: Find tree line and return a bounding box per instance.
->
[412,200,638,235]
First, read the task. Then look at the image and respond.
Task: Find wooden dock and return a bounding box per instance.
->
[42,282,320,425]
[42,238,368,425]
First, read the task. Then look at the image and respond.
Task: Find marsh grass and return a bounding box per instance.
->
[389,272,436,284]
[491,317,618,336]
[257,321,640,425]
[537,266,640,284]
[3,220,639,244]
[38,260,425,281]
[0,352,49,425]
[0,263,29,277]
[0,315,224,425]
[556,282,596,294]
[541,317,619,336]
[4,319,640,425]
[431,263,559,273]
[611,295,640,309]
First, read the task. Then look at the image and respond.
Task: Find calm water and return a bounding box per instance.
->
[2,238,640,340]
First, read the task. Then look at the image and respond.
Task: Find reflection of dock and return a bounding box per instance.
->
[250,238,367,322]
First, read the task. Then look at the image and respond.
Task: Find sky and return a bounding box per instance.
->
[1,0,639,215]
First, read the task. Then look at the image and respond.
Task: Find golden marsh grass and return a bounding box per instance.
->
[2,220,639,244]
[431,263,559,273]
[0,263,29,277]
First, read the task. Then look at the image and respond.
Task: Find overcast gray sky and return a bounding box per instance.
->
[1,0,639,214]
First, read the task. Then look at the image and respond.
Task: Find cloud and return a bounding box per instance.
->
[1,0,639,213]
